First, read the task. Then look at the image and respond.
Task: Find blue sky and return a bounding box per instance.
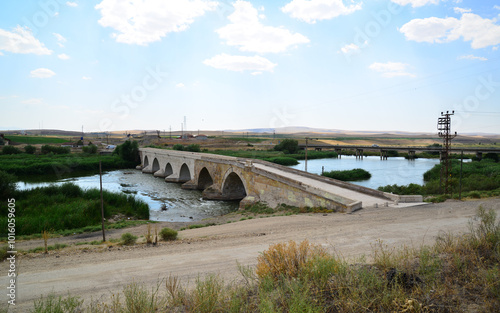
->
[0,0,499,134]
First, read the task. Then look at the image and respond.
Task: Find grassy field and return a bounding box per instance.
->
[24,207,500,312]
[209,149,338,161]
[4,135,70,144]
[0,153,134,178]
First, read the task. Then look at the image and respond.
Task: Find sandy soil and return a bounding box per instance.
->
[2,198,500,311]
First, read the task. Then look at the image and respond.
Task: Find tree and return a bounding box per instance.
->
[82,144,98,154]
[0,170,17,201]
[274,139,299,154]
[24,145,36,154]
[113,140,139,163]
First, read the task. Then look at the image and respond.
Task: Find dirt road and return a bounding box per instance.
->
[2,198,499,311]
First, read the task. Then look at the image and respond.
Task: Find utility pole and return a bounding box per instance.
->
[305,137,309,172]
[99,160,106,242]
[437,111,457,196]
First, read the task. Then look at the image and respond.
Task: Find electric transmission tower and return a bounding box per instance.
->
[437,111,457,195]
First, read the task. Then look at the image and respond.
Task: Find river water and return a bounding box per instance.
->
[17,169,239,222]
[290,156,440,189]
[17,156,441,222]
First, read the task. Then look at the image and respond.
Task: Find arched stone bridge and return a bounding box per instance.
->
[137,148,423,213]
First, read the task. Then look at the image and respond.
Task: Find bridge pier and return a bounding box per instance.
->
[476,151,483,161]
[355,149,363,159]
[380,150,388,160]
[335,148,342,159]
[407,150,416,160]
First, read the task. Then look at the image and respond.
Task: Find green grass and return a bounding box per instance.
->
[0,183,149,237]
[322,168,372,181]
[0,153,135,178]
[29,207,500,312]
[379,159,500,197]
[4,135,69,145]
[208,149,338,162]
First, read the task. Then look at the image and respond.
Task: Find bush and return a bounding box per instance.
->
[256,240,328,281]
[0,170,17,201]
[82,144,98,154]
[41,145,70,154]
[172,144,184,151]
[113,140,139,163]
[2,145,22,155]
[24,145,36,154]
[160,227,178,241]
[185,144,200,152]
[266,157,299,166]
[322,168,371,181]
[121,232,138,245]
[274,139,299,154]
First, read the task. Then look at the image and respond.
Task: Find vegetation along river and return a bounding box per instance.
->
[17,156,443,222]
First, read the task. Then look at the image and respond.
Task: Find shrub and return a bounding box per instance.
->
[0,170,17,201]
[0,245,8,261]
[185,144,200,152]
[121,232,138,245]
[266,157,299,166]
[82,144,98,154]
[24,145,37,154]
[274,139,299,154]
[256,240,328,281]
[113,140,139,163]
[172,144,184,151]
[41,145,70,154]
[160,227,178,241]
[2,145,22,155]
[322,168,371,181]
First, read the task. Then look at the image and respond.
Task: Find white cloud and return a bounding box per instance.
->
[369,62,415,78]
[30,68,56,78]
[82,76,92,80]
[95,0,217,46]
[454,7,471,14]
[58,53,70,60]
[175,83,185,88]
[400,13,500,49]
[53,32,67,47]
[339,43,361,54]
[281,0,362,24]
[494,5,500,10]
[216,1,309,53]
[203,54,277,73]
[21,98,43,105]
[457,54,487,61]
[66,1,78,7]
[0,26,52,55]
[391,0,440,8]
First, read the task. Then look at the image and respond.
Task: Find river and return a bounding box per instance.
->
[290,156,440,189]
[17,156,441,222]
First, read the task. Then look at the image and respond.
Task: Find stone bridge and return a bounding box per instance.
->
[137,148,423,213]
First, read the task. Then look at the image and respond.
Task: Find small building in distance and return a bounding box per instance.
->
[195,134,208,141]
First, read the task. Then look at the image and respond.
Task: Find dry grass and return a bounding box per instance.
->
[29,207,500,312]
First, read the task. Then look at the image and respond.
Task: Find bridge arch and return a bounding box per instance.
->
[152,158,160,173]
[164,163,173,177]
[179,163,191,182]
[198,167,214,190]
[221,171,247,200]
[143,155,149,168]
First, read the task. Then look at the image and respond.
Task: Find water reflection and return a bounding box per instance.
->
[17,169,239,222]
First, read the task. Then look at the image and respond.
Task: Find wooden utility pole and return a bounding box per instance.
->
[305,137,309,172]
[99,160,106,242]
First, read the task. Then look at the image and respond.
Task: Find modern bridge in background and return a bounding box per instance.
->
[137,148,424,213]
[298,143,500,160]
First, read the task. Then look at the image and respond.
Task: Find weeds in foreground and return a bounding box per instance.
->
[29,207,500,312]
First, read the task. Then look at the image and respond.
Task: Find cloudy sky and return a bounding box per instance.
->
[1,0,499,134]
